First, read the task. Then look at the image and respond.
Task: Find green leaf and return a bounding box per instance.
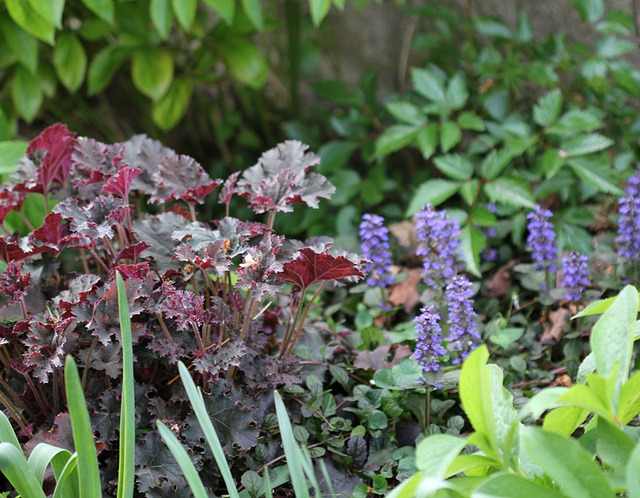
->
[373,125,422,158]
[533,89,562,127]
[569,156,623,195]
[11,65,43,123]
[483,177,536,209]
[241,0,264,29]
[0,141,27,175]
[28,0,64,28]
[474,16,512,38]
[312,80,360,105]
[415,123,438,159]
[309,0,331,26]
[541,149,565,177]
[150,0,174,39]
[433,154,473,181]
[522,427,614,498]
[574,0,604,23]
[547,109,604,135]
[27,444,73,488]
[514,11,533,42]
[317,141,357,174]
[53,33,87,93]
[274,391,309,498]
[405,179,461,215]
[459,178,480,206]
[596,36,636,58]
[80,0,115,23]
[480,148,514,180]
[202,0,234,25]
[440,121,461,152]
[460,224,483,277]
[457,111,485,131]
[573,296,616,318]
[596,417,635,472]
[415,434,468,478]
[470,206,497,227]
[445,73,468,110]
[171,0,196,30]
[5,0,55,44]
[385,101,426,126]
[619,371,640,424]
[474,472,565,497]
[0,17,38,73]
[220,38,268,88]
[0,443,45,498]
[411,67,445,103]
[87,44,134,95]
[561,133,613,157]
[553,384,613,421]
[627,442,640,498]
[488,328,525,350]
[151,76,193,131]
[132,48,174,101]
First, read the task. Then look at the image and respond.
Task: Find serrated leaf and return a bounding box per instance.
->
[433,154,473,181]
[445,73,468,110]
[459,178,480,206]
[440,121,461,152]
[568,156,623,195]
[533,89,562,127]
[474,16,512,38]
[5,0,55,44]
[309,0,331,26]
[384,101,426,126]
[457,111,485,131]
[483,177,535,208]
[150,0,174,39]
[53,33,87,93]
[11,65,43,123]
[574,0,604,23]
[88,45,134,95]
[220,38,267,88]
[596,36,636,58]
[373,125,422,158]
[151,77,193,131]
[611,67,640,97]
[0,17,38,73]
[415,123,438,159]
[405,179,461,215]
[460,224,483,277]
[81,0,114,23]
[547,109,604,135]
[132,48,174,101]
[480,149,514,180]
[202,0,234,24]
[172,0,196,29]
[560,133,613,157]
[411,67,445,103]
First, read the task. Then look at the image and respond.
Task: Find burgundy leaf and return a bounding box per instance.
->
[116,241,152,262]
[0,183,27,223]
[218,171,240,205]
[0,235,40,263]
[53,273,101,314]
[0,261,30,305]
[149,154,221,205]
[70,137,125,193]
[148,337,185,363]
[236,140,335,214]
[111,262,153,280]
[118,134,174,195]
[236,235,293,299]
[159,288,205,332]
[173,241,233,277]
[132,212,187,274]
[191,339,246,380]
[101,165,142,199]
[276,247,365,289]
[22,315,76,383]
[28,212,69,255]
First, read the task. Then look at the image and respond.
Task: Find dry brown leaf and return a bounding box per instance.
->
[389,268,422,312]
[353,344,413,371]
[388,220,418,250]
[556,374,572,387]
[481,261,516,298]
[541,308,571,345]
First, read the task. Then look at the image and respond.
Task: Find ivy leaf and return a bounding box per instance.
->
[150,154,221,205]
[236,141,335,214]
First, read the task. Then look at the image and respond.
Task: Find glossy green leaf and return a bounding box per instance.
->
[0,443,45,498]
[445,73,468,110]
[309,0,331,26]
[172,0,196,30]
[533,89,562,127]
[5,0,55,44]
[460,224,483,277]
[405,179,461,215]
[619,371,640,424]
[415,123,438,159]
[80,0,114,23]
[561,133,613,157]
[88,44,135,95]
[132,48,174,101]
[474,472,565,497]
[522,427,614,498]
[373,125,422,158]
[28,0,65,28]
[221,38,268,88]
[411,67,445,103]
[574,0,604,23]
[483,177,536,208]
[480,148,514,180]
[0,17,38,73]
[385,101,426,126]
[415,434,468,478]
[0,141,27,175]
[433,154,473,181]
[150,0,174,39]
[202,0,235,25]
[152,77,193,130]
[11,65,43,122]
[53,33,87,92]
[440,121,461,152]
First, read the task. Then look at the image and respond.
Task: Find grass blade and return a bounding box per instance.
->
[177,361,240,498]
[157,420,209,498]
[318,459,337,498]
[0,442,45,497]
[299,445,321,496]
[273,390,309,498]
[64,356,101,497]
[116,272,136,498]
[27,443,73,485]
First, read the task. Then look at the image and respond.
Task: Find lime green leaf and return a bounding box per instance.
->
[619,371,640,424]
[433,154,473,181]
[150,0,174,39]
[28,0,64,28]
[596,417,635,472]
[80,0,114,23]
[522,427,614,498]
[373,125,422,158]
[384,101,426,126]
[53,33,87,93]
[480,148,514,180]
[415,434,468,478]
[515,11,533,42]
[445,73,468,110]
[152,76,193,130]
[88,44,134,95]
[569,156,623,195]
[5,0,55,44]
[574,0,604,23]
[488,327,524,350]
[440,121,461,152]
[457,111,485,131]
[415,123,438,159]
[0,141,28,174]
[309,0,331,26]
[533,89,562,127]
[483,177,535,209]
[132,48,174,101]
[411,67,445,103]
[241,0,263,29]
[561,133,613,157]
[202,0,235,25]
[547,109,604,135]
[0,17,38,73]
[460,224,483,277]
[554,384,612,420]
[405,179,461,216]
[627,441,640,498]
[475,472,565,497]
[220,38,268,88]
[12,65,43,122]
[572,296,616,318]
[172,0,196,30]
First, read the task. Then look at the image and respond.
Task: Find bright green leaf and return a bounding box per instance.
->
[0,141,28,174]
[132,48,174,101]
[470,206,497,226]
[574,0,604,23]
[561,133,613,157]
[541,149,565,177]
[415,123,438,159]
[152,76,193,131]
[172,0,196,30]
[483,177,536,209]
[53,33,87,93]
[385,101,426,126]
[415,434,468,478]
[309,0,331,26]
[460,224,483,277]
[5,0,55,44]
[0,17,38,73]
[573,296,616,318]
[411,67,445,103]
[80,0,115,23]
[440,121,461,152]
[474,472,565,497]
[569,156,624,195]
[87,44,135,95]
[533,89,562,127]
[619,371,640,424]
[28,0,64,28]
[459,178,480,206]
[405,179,461,215]
[220,38,268,88]
[627,442,640,498]
[150,0,174,39]
[596,417,635,472]
[547,109,604,135]
[480,148,514,180]
[11,65,43,122]
[515,11,533,42]
[373,125,422,158]
[433,154,473,181]
[202,0,235,25]
[445,73,468,110]
[474,16,512,38]
[241,0,264,29]
[457,111,485,131]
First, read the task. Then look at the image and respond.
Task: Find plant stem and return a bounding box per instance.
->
[0,376,34,421]
[285,282,326,356]
[0,390,31,436]
[156,313,173,341]
[280,293,304,357]
[191,322,206,357]
[82,336,99,393]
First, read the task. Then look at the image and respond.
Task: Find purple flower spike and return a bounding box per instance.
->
[561,250,589,302]
[445,275,480,363]
[359,214,394,288]
[415,204,462,287]
[526,204,557,272]
[413,305,447,373]
[616,171,640,264]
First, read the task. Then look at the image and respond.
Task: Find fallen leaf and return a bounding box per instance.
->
[541,308,571,345]
[353,344,413,371]
[388,221,417,250]
[389,268,422,312]
[556,374,572,387]
[481,261,516,298]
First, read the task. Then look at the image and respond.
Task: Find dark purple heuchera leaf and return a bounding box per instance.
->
[119,134,174,195]
[116,242,152,263]
[70,137,125,192]
[218,171,240,205]
[132,212,187,274]
[215,217,269,257]
[159,288,205,332]
[80,340,123,379]
[53,273,101,315]
[148,337,185,363]
[191,339,246,380]
[102,165,142,200]
[135,431,189,495]
[0,234,45,263]
[275,247,365,289]
[236,235,293,299]
[149,154,221,205]
[173,241,232,277]
[0,261,30,305]
[0,183,27,223]
[28,212,69,255]
[12,124,77,195]
[236,140,335,214]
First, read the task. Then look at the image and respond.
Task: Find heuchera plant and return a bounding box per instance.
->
[0,124,365,494]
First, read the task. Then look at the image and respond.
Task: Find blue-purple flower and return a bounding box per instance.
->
[526,204,557,272]
[561,250,589,302]
[414,203,461,287]
[359,213,394,287]
[445,275,480,363]
[413,305,447,373]
[616,171,640,265]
